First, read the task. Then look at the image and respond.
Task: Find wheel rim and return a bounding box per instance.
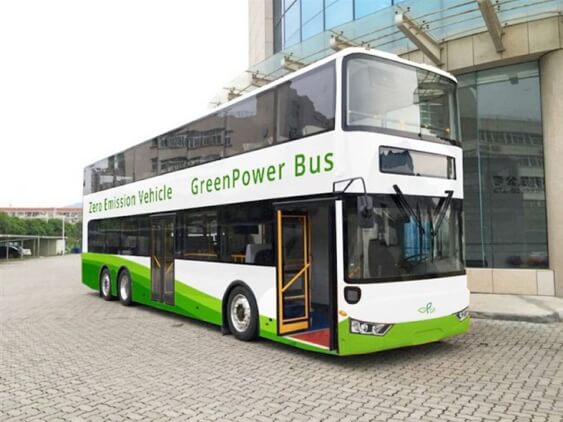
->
[230,294,251,333]
[120,275,129,301]
[101,272,110,297]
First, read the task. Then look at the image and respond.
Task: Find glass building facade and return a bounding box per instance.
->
[459,62,548,269]
[274,0,398,52]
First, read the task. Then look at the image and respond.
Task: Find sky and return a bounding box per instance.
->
[0,0,249,208]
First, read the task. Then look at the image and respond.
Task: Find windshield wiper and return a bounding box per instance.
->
[431,190,454,236]
[392,184,425,234]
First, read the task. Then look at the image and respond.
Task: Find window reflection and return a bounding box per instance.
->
[380,147,456,179]
[301,0,324,40]
[355,0,391,18]
[325,0,353,30]
[277,63,335,142]
[273,0,394,52]
[284,0,301,47]
[187,113,228,167]
[459,62,548,269]
[346,56,458,142]
[227,91,275,155]
[84,62,336,195]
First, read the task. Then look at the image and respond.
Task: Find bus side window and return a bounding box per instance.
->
[226,90,276,157]
[219,203,274,265]
[88,220,105,253]
[277,62,336,143]
[137,216,150,257]
[179,210,218,261]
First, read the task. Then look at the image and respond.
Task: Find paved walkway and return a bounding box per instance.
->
[1,256,562,421]
[471,293,563,323]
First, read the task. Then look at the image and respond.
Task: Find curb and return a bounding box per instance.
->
[470,310,561,324]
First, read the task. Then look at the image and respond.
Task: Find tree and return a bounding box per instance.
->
[0,212,82,252]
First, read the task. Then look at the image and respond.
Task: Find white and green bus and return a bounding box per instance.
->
[82,48,469,356]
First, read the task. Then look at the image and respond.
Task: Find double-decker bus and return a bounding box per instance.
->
[82,48,469,356]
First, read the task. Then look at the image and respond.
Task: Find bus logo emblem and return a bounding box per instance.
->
[418,302,436,315]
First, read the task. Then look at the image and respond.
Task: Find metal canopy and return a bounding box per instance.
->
[394,11,442,65]
[477,0,505,52]
[209,0,562,107]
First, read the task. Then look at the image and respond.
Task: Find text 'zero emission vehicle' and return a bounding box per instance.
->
[82,48,470,355]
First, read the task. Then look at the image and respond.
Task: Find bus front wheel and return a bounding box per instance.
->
[99,268,113,301]
[118,269,132,306]
[227,286,258,341]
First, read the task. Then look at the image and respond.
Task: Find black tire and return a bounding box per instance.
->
[118,269,133,306]
[99,267,113,301]
[226,286,259,341]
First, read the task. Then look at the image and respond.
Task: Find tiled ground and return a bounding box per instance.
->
[1,256,562,421]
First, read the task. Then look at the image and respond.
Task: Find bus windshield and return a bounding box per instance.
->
[345,194,464,282]
[345,55,459,143]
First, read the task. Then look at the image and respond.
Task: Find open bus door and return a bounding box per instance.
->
[275,200,337,350]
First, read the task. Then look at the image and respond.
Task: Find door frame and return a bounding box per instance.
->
[274,197,338,350]
[150,213,176,306]
[276,210,311,335]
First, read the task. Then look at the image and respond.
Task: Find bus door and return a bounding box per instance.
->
[276,200,337,350]
[150,214,175,305]
[276,210,311,334]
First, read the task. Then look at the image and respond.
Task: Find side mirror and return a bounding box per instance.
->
[357,196,375,228]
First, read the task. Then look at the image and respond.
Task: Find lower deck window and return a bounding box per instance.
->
[87,201,275,266]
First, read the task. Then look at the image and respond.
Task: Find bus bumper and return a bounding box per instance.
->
[337,313,471,356]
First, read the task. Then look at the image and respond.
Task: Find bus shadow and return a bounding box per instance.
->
[254,334,461,367]
[85,291,461,365]
[84,291,222,332]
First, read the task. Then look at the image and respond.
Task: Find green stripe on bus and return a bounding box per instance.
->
[82,253,222,325]
[82,253,335,354]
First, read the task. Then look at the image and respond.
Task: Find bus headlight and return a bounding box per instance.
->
[349,318,392,336]
[455,307,469,321]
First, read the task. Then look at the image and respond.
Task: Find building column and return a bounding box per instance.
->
[248,0,273,66]
[540,48,563,297]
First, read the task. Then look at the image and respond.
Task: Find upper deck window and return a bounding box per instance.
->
[84,62,336,196]
[344,54,459,145]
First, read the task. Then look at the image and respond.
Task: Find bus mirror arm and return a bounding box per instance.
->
[332,177,375,228]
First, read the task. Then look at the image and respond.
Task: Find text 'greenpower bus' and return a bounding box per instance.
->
[82,48,470,356]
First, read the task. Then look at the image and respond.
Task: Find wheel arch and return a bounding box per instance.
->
[221,280,259,335]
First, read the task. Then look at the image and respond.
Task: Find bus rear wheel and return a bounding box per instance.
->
[99,268,113,301]
[118,269,132,306]
[227,286,258,341]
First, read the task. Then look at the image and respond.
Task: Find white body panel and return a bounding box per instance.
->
[174,260,277,318]
[82,132,463,240]
[338,276,469,324]
[118,255,277,318]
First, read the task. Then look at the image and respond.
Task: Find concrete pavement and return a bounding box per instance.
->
[470,293,563,323]
[1,255,562,421]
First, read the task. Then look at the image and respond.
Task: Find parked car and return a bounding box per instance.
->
[0,245,22,259]
[21,248,32,256]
